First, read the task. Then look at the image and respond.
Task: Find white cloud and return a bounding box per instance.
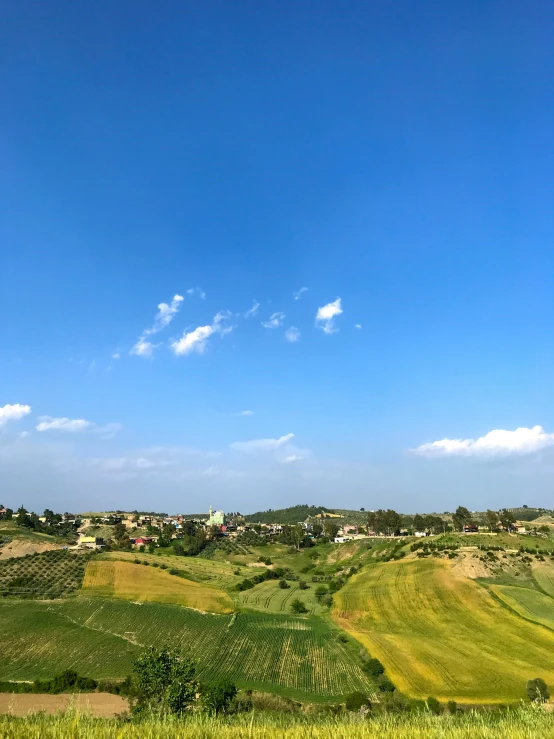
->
[281,454,303,464]
[355,324,362,329]
[239,410,254,416]
[0,404,31,427]
[149,294,184,333]
[112,352,120,360]
[293,287,308,300]
[262,312,285,329]
[35,417,121,438]
[187,287,206,299]
[130,338,156,357]
[413,426,554,457]
[244,301,260,318]
[316,298,343,334]
[230,433,295,453]
[18,431,30,439]
[171,310,233,356]
[285,326,301,343]
[131,293,184,357]
[36,417,93,433]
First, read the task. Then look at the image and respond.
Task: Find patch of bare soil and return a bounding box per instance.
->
[0,693,128,718]
[246,562,273,568]
[0,539,61,560]
[451,551,489,579]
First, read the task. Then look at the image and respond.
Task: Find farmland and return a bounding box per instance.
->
[82,560,233,613]
[238,579,325,615]
[0,550,90,598]
[0,598,374,701]
[332,558,554,702]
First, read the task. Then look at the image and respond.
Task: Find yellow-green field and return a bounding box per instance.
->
[491,584,554,630]
[332,558,554,702]
[82,560,234,613]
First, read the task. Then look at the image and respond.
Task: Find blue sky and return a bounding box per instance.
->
[2,0,554,514]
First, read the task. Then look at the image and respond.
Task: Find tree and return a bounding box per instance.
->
[527,677,549,703]
[290,599,308,614]
[413,514,425,532]
[345,691,370,711]
[452,506,472,531]
[485,509,498,532]
[499,511,516,531]
[201,678,237,714]
[323,520,340,540]
[538,525,550,535]
[363,658,385,678]
[279,579,290,589]
[298,580,308,590]
[131,647,198,715]
[360,507,365,512]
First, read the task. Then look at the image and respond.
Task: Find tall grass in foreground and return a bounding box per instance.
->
[0,708,553,739]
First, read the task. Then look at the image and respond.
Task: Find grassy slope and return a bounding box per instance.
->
[238,580,325,615]
[491,585,554,630]
[2,709,554,739]
[0,598,373,701]
[332,558,554,702]
[82,560,234,613]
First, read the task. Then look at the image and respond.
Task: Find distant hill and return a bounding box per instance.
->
[244,505,335,525]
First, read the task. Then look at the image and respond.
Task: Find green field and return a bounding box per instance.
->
[491,584,554,630]
[238,579,325,615]
[0,598,374,701]
[332,558,554,702]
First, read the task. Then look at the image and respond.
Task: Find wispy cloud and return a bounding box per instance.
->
[171,310,233,356]
[238,410,254,416]
[244,301,260,318]
[0,404,31,427]
[355,324,362,329]
[131,293,184,357]
[112,352,120,360]
[36,416,122,438]
[262,312,285,329]
[293,287,308,300]
[230,433,294,453]
[36,417,93,433]
[316,298,343,334]
[285,326,301,343]
[187,287,206,299]
[413,426,554,457]
[281,454,303,464]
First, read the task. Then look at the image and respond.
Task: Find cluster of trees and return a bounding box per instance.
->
[1,506,80,539]
[244,505,335,525]
[366,510,403,536]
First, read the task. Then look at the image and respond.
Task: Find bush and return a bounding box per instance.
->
[447,699,457,714]
[363,657,385,678]
[201,678,238,714]
[290,599,308,614]
[315,585,327,601]
[426,696,441,714]
[298,580,309,590]
[527,677,550,702]
[279,579,290,589]
[378,677,395,693]
[131,647,197,715]
[345,691,370,712]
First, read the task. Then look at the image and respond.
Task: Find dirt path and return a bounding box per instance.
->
[0,693,128,717]
[0,539,62,560]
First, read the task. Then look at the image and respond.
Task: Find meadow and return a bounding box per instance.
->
[0,597,373,701]
[332,558,554,702]
[82,559,234,613]
[0,708,553,739]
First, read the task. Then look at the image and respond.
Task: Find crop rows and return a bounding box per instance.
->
[0,550,90,599]
[0,597,372,701]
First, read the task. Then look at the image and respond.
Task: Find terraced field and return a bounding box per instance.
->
[238,579,325,615]
[0,598,373,701]
[82,560,233,613]
[332,558,554,702]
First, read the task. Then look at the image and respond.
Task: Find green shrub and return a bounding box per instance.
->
[279,579,289,590]
[290,599,308,614]
[426,697,441,714]
[345,691,370,711]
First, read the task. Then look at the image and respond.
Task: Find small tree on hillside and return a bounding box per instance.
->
[201,678,237,714]
[345,691,370,711]
[485,509,498,532]
[290,599,308,614]
[527,678,549,703]
[131,647,198,715]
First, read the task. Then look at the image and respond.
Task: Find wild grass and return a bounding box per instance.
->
[0,707,553,739]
